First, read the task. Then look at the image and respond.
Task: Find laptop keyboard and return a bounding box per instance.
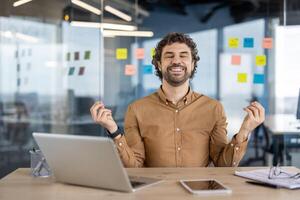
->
[130,180,146,188]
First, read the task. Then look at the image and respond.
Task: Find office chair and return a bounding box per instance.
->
[242,123,271,166]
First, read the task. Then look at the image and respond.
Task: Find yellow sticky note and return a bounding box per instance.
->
[228,38,239,48]
[237,73,247,83]
[151,48,155,58]
[255,55,266,66]
[116,48,127,60]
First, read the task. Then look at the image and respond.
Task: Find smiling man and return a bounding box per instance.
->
[90,32,265,168]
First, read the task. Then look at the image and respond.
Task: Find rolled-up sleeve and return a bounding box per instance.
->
[113,104,145,167]
[209,103,248,167]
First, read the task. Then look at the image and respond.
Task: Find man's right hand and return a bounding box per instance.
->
[90,101,118,133]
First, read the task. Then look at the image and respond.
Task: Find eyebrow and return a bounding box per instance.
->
[180,51,189,55]
[163,52,174,55]
[163,51,189,55]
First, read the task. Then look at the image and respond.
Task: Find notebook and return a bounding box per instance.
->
[235,168,300,189]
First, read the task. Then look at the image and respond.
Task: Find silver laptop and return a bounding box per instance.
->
[32,132,161,192]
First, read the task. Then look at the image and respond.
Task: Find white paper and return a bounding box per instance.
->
[235,169,300,189]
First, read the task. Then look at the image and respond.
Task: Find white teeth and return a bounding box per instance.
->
[172,69,182,72]
[170,67,183,72]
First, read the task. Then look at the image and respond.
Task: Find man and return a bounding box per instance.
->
[90,32,265,168]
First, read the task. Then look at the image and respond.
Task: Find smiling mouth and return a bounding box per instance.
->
[168,66,185,73]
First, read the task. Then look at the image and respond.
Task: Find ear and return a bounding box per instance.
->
[191,60,195,71]
[157,61,162,71]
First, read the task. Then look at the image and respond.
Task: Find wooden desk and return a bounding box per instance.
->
[1,167,300,200]
[264,114,300,165]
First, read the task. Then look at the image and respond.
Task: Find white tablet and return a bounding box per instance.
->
[180,179,232,195]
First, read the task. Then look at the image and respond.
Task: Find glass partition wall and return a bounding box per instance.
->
[0,0,147,177]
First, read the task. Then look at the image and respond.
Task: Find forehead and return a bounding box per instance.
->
[162,42,191,54]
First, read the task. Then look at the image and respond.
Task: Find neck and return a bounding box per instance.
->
[161,80,190,104]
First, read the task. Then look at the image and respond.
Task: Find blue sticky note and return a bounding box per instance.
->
[243,37,254,48]
[253,74,264,84]
[143,65,153,74]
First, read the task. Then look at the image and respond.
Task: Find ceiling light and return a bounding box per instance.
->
[70,21,137,31]
[13,0,33,7]
[0,31,13,38]
[70,21,101,28]
[71,0,101,15]
[101,23,136,31]
[104,35,115,38]
[15,33,39,43]
[103,30,153,37]
[1,31,39,43]
[104,5,132,22]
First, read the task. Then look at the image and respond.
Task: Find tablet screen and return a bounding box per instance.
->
[182,180,227,191]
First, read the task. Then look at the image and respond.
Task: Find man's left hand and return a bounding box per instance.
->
[237,101,265,142]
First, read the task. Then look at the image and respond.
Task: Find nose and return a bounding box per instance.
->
[171,55,181,64]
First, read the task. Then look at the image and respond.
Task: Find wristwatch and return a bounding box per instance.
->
[106,127,124,139]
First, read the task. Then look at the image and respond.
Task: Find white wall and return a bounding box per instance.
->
[275,25,300,114]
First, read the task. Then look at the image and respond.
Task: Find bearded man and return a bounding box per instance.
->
[90,32,265,168]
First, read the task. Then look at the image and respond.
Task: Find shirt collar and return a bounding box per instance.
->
[157,85,193,105]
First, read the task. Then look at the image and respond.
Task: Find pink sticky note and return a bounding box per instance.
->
[125,64,136,76]
[135,48,145,60]
[231,55,241,65]
[263,38,273,49]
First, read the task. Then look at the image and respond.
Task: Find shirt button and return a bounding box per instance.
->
[176,128,180,132]
[165,102,168,105]
[235,147,239,151]
[175,110,178,113]
[118,142,123,146]
[177,147,181,151]
[230,143,234,147]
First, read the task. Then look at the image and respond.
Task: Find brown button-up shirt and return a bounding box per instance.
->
[114,87,248,168]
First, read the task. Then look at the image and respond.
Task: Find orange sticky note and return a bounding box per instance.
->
[263,38,273,49]
[231,55,241,65]
[237,73,247,83]
[228,38,239,48]
[135,48,145,59]
[125,64,136,76]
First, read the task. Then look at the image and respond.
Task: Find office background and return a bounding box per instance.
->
[0,0,300,178]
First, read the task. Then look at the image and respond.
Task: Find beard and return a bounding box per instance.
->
[162,63,191,87]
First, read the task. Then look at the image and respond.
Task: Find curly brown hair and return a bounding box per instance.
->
[151,32,200,80]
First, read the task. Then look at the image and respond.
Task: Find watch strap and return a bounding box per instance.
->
[106,127,124,139]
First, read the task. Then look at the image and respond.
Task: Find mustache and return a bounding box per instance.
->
[166,63,186,70]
